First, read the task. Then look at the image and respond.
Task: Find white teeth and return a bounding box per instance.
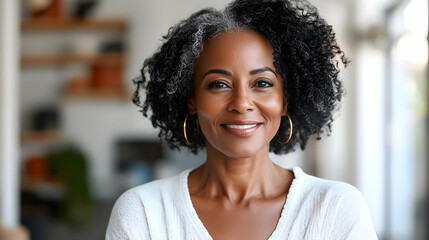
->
[224,124,257,129]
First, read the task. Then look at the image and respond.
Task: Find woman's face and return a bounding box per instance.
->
[189,30,287,158]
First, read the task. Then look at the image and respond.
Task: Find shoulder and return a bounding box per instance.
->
[296,167,372,217]
[293,167,365,205]
[291,167,378,239]
[113,170,186,209]
[106,170,189,239]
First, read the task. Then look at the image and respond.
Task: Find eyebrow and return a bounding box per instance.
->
[201,67,277,81]
[249,67,277,76]
[201,69,232,80]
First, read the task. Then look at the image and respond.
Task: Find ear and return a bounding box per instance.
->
[187,96,197,115]
[282,96,289,116]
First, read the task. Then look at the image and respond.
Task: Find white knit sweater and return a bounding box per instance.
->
[106,167,378,239]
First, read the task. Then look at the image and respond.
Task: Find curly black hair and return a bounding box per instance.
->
[133,0,349,155]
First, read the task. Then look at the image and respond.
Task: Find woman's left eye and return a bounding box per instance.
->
[254,80,274,88]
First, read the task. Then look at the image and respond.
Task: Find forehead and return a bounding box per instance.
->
[194,30,275,74]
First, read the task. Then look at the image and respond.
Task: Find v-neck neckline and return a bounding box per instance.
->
[178,167,303,240]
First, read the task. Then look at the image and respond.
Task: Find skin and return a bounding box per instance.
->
[187,30,294,240]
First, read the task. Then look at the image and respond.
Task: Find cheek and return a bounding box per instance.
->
[195,93,224,132]
[196,93,222,117]
[260,96,284,138]
[259,94,285,118]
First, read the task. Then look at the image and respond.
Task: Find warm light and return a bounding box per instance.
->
[404,0,428,36]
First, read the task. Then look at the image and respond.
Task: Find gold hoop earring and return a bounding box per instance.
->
[277,112,293,144]
[183,113,190,144]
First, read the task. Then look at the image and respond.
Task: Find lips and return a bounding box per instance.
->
[221,121,262,137]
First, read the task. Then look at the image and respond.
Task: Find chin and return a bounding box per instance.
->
[211,141,269,159]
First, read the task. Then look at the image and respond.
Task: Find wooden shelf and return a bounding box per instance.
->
[21,52,125,66]
[21,130,61,143]
[63,88,130,100]
[21,18,126,31]
[21,177,65,200]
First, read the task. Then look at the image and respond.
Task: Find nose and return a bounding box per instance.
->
[227,85,254,113]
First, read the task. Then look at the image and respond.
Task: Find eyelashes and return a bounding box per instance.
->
[207,79,275,90]
[254,80,274,88]
[207,81,228,89]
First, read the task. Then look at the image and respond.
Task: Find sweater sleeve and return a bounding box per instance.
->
[330,184,378,240]
[105,190,151,240]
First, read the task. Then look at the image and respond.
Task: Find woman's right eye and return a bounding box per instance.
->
[207,81,228,89]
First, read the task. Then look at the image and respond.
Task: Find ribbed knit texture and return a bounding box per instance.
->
[106,167,378,239]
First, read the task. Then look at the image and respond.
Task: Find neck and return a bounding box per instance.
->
[190,143,287,204]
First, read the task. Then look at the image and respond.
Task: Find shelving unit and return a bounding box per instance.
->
[18,4,140,239]
[21,18,127,67]
[21,130,61,143]
[20,17,129,142]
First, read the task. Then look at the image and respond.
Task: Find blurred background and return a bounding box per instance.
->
[0,0,427,239]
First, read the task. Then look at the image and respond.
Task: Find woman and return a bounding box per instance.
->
[106,0,378,239]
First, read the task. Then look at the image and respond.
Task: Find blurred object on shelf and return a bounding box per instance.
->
[118,161,152,191]
[72,36,99,56]
[116,139,164,170]
[90,56,124,91]
[47,147,94,227]
[21,147,95,228]
[100,40,125,53]
[24,154,50,180]
[65,74,90,95]
[0,223,30,240]
[26,0,63,19]
[64,73,129,100]
[73,0,98,18]
[21,152,65,201]
[32,106,59,131]
[26,0,53,14]
[89,40,125,91]
[21,177,65,201]
[26,0,52,10]
[116,139,164,190]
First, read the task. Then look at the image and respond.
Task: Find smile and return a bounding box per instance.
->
[221,122,261,137]
[223,124,258,129]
